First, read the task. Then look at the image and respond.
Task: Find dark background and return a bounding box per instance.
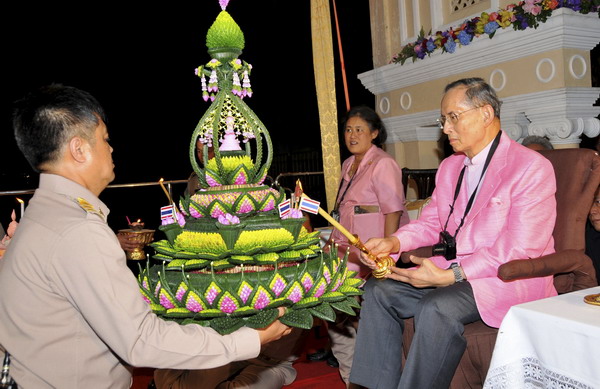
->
[0,1,375,232]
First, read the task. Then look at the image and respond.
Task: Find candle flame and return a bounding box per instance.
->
[137,219,141,223]
[16,198,24,204]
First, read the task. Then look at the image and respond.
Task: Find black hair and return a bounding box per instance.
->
[341,105,387,147]
[13,84,106,172]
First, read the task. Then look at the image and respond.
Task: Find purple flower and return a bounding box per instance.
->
[457,30,472,45]
[519,16,530,29]
[425,38,436,52]
[414,42,426,59]
[444,39,457,53]
[484,21,499,35]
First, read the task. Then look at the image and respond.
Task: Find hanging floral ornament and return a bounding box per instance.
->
[242,70,252,98]
[232,71,241,97]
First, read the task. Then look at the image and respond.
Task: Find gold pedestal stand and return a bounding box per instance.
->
[118,229,155,260]
[351,237,395,279]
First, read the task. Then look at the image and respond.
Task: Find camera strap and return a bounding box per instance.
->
[333,161,359,212]
[443,130,502,237]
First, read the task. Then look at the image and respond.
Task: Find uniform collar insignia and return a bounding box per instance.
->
[75,197,105,219]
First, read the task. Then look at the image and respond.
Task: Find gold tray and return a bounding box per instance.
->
[583,293,600,306]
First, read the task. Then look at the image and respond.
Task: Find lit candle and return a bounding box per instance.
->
[16,198,24,221]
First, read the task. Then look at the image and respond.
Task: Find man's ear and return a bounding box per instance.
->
[68,136,89,163]
[482,104,496,127]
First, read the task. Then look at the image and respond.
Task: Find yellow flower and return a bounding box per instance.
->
[498,10,514,28]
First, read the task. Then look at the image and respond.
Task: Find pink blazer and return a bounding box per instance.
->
[394,132,557,327]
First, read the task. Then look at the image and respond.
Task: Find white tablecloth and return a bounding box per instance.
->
[484,286,600,388]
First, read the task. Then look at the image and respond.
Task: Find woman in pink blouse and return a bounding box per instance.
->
[327,106,409,385]
[330,106,409,278]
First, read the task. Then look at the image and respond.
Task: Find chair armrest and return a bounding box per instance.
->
[498,249,597,289]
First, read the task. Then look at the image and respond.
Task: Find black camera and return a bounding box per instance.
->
[330,209,340,222]
[432,230,457,260]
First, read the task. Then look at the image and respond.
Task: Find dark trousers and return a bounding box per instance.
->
[349,278,480,389]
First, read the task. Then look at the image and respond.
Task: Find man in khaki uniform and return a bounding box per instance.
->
[0,84,291,389]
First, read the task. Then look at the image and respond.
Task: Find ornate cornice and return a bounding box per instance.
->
[358,8,600,95]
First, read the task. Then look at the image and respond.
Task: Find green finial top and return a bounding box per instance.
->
[206,10,245,51]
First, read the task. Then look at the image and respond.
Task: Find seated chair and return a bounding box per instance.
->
[400,148,600,388]
[402,168,437,220]
[402,167,437,200]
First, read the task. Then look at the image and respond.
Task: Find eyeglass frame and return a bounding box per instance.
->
[436,106,483,130]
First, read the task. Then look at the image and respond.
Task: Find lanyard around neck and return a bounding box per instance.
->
[443,131,502,237]
[334,158,361,210]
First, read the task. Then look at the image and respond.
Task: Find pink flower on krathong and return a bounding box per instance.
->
[176,284,187,301]
[271,277,287,297]
[253,290,270,310]
[159,291,175,309]
[189,206,202,218]
[238,283,253,304]
[262,199,275,212]
[186,292,204,313]
[218,213,240,225]
[161,216,175,226]
[205,286,220,305]
[301,274,314,292]
[234,172,248,185]
[313,283,326,299]
[219,295,239,314]
[176,212,186,227]
[238,201,254,214]
[488,12,499,21]
[286,285,303,303]
[281,207,303,220]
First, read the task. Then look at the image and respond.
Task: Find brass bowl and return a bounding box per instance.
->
[118,229,155,260]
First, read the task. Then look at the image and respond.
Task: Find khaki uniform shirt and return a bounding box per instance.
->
[0,174,260,389]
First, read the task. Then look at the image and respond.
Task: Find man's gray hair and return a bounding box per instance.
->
[522,135,554,150]
[445,78,502,118]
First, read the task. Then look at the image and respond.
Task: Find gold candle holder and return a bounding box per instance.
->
[118,229,155,260]
[304,195,394,278]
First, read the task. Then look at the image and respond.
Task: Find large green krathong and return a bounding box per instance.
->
[137,1,361,335]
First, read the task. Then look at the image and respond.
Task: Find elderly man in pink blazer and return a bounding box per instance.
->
[349,78,557,389]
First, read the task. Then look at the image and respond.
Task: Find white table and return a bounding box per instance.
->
[484,286,600,388]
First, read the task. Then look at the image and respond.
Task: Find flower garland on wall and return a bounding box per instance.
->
[391,0,600,65]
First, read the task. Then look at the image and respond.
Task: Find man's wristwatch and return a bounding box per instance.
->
[450,262,465,283]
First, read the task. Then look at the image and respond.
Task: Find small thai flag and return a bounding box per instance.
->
[161,205,174,220]
[278,199,291,217]
[299,197,320,214]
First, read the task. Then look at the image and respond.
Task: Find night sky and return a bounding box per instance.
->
[1,1,373,187]
[0,1,374,230]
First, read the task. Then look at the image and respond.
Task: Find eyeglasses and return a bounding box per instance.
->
[437,106,481,129]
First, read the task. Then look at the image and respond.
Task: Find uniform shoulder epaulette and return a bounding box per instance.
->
[75,197,105,219]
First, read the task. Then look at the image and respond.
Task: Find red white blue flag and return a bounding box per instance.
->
[161,205,174,220]
[299,197,320,214]
[278,199,291,217]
